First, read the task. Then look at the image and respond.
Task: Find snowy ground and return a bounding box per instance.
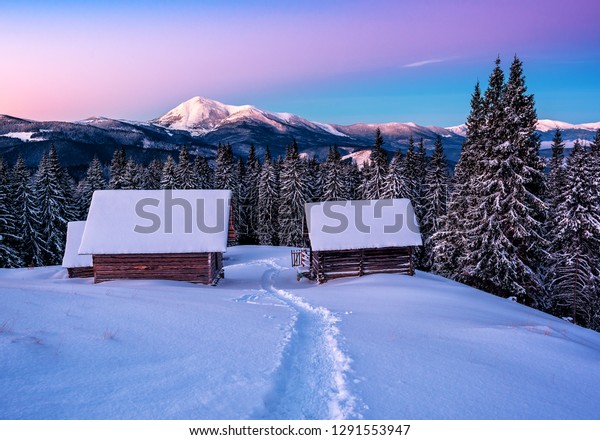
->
[1,246,599,420]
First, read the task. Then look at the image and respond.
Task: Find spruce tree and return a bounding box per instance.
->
[194,155,213,190]
[214,143,236,191]
[239,145,261,243]
[0,158,23,267]
[34,146,76,265]
[121,159,142,190]
[363,128,388,199]
[257,147,279,245]
[176,145,197,189]
[143,159,163,189]
[78,156,106,218]
[160,155,178,189]
[461,56,546,304]
[433,82,485,277]
[420,136,449,271]
[278,139,309,247]
[547,141,600,329]
[383,150,411,199]
[108,147,127,189]
[321,146,349,201]
[11,157,45,266]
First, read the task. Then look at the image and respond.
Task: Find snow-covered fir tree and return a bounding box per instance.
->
[345,160,362,200]
[461,56,546,305]
[306,156,322,202]
[257,147,279,245]
[321,146,349,201]
[160,155,178,189]
[278,139,309,247]
[194,155,213,190]
[238,145,260,244]
[108,148,127,189]
[77,156,106,218]
[176,145,197,189]
[121,159,142,190]
[433,82,485,278]
[214,143,236,191]
[11,157,45,266]
[363,128,388,200]
[547,141,600,329]
[383,150,411,199]
[0,158,23,268]
[420,135,450,271]
[142,159,163,190]
[34,146,76,265]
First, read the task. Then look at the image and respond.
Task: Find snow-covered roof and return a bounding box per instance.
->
[79,190,231,255]
[305,199,422,252]
[62,221,93,268]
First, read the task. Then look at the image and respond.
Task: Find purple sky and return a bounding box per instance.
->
[1,0,599,126]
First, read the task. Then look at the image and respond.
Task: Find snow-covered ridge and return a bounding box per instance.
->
[536,119,600,132]
[0,132,45,142]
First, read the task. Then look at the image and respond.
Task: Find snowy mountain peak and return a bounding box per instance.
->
[152,96,350,138]
[536,119,600,132]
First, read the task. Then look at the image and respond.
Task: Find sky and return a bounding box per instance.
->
[1,0,599,127]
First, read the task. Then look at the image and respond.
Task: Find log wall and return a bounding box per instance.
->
[67,266,94,278]
[311,247,414,283]
[92,252,223,284]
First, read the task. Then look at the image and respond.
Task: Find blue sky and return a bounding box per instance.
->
[1,0,599,126]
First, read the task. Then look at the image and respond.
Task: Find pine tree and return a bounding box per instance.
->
[420,136,449,271]
[547,141,600,329]
[143,159,163,189]
[34,146,77,265]
[257,147,279,245]
[321,146,349,201]
[194,155,213,190]
[78,156,106,218]
[11,157,46,266]
[0,158,23,267]
[121,159,142,190]
[363,128,388,199]
[278,139,309,247]
[160,155,177,189]
[176,145,197,189]
[108,147,127,189]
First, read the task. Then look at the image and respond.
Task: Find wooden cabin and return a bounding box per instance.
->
[78,189,233,285]
[295,199,422,283]
[62,221,94,278]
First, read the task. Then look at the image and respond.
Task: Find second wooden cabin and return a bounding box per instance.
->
[296,199,422,283]
[79,189,233,285]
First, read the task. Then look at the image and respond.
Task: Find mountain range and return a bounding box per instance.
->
[1,96,598,174]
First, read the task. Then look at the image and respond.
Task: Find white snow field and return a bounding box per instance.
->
[1,246,599,420]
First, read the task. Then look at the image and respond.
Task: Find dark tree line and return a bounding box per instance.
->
[1,56,598,331]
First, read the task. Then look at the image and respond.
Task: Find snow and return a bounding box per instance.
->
[305,199,422,251]
[0,132,44,142]
[341,150,372,168]
[61,222,92,268]
[1,246,599,419]
[536,119,600,132]
[79,190,231,255]
[445,124,468,136]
